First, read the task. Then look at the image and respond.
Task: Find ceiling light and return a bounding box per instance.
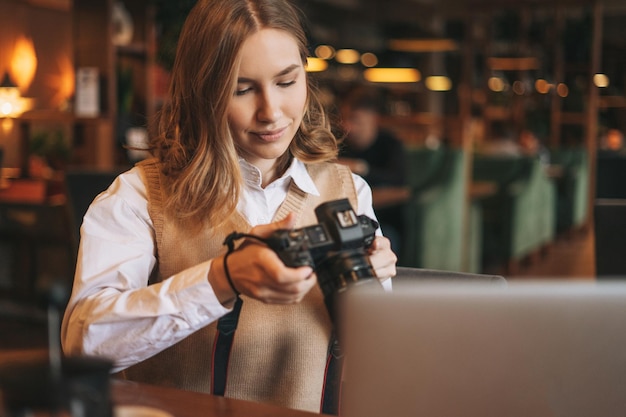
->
[425,76,452,91]
[315,45,335,60]
[488,76,506,92]
[306,57,328,72]
[360,52,378,67]
[335,49,360,64]
[512,80,525,95]
[594,73,610,88]
[364,68,421,83]
[535,79,551,94]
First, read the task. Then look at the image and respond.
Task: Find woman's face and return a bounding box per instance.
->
[227,28,307,177]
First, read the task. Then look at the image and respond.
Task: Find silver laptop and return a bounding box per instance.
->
[340,281,626,417]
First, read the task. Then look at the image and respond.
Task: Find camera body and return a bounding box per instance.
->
[265,198,379,305]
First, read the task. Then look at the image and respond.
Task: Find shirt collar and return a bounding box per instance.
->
[238,157,320,196]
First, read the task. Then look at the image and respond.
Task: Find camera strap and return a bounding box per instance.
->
[321,332,344,415]
[212,302,344,415]
[211,296,243,396]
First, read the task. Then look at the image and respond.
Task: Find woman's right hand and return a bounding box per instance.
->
[209,213,316,306]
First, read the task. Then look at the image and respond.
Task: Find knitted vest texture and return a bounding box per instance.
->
[123,158,357,412]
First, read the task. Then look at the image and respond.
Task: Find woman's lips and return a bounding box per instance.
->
[253,127,287,142]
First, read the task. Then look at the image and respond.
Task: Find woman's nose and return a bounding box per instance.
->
[257,91,282,122]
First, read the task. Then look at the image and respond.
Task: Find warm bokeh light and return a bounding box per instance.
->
[488,76,505,92]
[556,83,569,97]
[46,54,75,109]
[1,117,14,133]
[364,68,421,83]
[335,49,360,64]
[10,36,38,91]
[0,86,34,118]
[512,80,525,95]
[535,79,551,94]
[360,52,378,67]
[315,45,335,60]
[306,57,328,72]
[593,73,610,88]
[425,76,452,91]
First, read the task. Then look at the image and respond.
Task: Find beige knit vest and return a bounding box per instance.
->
[123,158,357,412]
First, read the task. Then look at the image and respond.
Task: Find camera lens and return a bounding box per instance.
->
[316,249,375,296]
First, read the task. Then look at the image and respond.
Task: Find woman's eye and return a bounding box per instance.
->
[235,86,252,96]
[278,80,296,88]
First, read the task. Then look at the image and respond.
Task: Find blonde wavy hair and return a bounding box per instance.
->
[149,0,338,225]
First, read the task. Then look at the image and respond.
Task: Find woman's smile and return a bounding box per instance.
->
[251,126,289,142]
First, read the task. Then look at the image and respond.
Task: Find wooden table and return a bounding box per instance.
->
[0,352,332,417]
[0,179,47,204]
[112,379,331,417]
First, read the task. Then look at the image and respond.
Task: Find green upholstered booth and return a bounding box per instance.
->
[401,146,480,272]
[550,147,590,233]
[472,154,557,271]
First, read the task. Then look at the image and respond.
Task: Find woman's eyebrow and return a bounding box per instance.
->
[275,64,300,77]
[237,64,301,83]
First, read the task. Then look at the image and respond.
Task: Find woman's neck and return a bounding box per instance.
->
[257,154,291,188]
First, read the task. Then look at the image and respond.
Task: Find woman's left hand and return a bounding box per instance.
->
[367,236,397,281]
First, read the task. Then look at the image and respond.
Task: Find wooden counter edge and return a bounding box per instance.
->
[111,379,334,417]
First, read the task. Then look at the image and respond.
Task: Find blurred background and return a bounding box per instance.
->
[1,0,625,346]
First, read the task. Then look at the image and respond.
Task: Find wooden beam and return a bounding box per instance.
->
[23,0,70,12]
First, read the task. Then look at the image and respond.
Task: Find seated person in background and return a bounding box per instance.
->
[337,87,407,254]
[479,121,521,157]
[337,88,407,187]
[519,129,550,165]
[480,123,549,164]
[60,0,397,414]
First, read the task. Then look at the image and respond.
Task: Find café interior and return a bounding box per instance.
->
[1,0,626,415]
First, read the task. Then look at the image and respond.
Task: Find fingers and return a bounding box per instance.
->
[368,236,398,280]
[215,213,317,305]
[225,244,315,304]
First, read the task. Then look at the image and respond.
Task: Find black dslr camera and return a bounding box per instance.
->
[264,198,380,320]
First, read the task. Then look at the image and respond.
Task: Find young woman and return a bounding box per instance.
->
[61,0,397,413]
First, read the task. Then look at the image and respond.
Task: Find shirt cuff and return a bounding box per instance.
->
[165,259,233,326]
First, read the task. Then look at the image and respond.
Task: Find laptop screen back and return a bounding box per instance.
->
[340,281,626,417]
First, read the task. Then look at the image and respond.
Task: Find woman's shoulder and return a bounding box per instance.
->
[134,157,161,179]
[97,165,149,207]
[301,160,365,191]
